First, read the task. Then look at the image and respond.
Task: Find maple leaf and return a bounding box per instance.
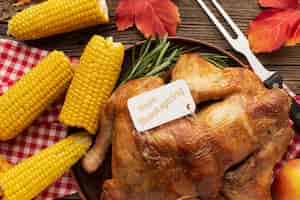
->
[115,0,180,38]
[248,0,300,53]
[259,0,299,8]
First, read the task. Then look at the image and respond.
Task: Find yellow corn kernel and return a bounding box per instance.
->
[8,0,109,40]
[59,35,124,134]
[0,51,73,141]
[0,132,92,200]
[0,156,12,174]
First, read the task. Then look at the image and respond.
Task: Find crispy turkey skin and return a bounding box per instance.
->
[99,54,293,200]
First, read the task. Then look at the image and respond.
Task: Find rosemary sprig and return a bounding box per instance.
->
[118,37,235,86]
[119,37,181,86]
[180,47,236,68]
[201,53,236,68]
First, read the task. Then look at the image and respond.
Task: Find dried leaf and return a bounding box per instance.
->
[248,0,300,53]
[14,0,32,6]
[0,0,43,22]
[0,0,25,22]
[115,0,180,38]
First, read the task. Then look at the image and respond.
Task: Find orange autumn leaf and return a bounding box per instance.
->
[115,0,180,38]
[248,0,300,53]
[259,0,299,8]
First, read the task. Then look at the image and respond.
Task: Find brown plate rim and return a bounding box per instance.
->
[71,36,248,200]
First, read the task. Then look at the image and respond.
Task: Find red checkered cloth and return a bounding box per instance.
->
[0,39,79,200]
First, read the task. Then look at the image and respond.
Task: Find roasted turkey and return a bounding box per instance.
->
[83,54,294,200]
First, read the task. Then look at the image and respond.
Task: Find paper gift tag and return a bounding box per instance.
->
[128,80,196,132]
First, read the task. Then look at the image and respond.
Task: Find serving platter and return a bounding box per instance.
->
[71,36,248,200]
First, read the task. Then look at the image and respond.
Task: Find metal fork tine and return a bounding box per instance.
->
[211,0,246,39]
[196,0,276,81]
[195,0,234,44]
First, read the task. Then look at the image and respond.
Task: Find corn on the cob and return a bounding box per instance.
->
[0,156,12,174]
[59,35,124,134]
[8,0,109,40]
[0,51,73,141]
[0,132,92,200]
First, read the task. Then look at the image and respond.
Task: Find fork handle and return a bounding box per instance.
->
[264,72,283,89]
[264,73,300,130]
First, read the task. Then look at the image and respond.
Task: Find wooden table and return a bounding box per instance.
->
[1,0,300,199]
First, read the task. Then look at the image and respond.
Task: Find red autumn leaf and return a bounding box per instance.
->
[259,0,299,9]
[288,22,300,45]
[248,0,300,53]
[115,0,180,38]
